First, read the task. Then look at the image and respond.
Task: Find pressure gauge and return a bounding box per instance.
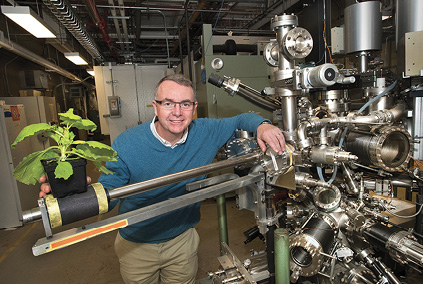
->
[211,58,224,70]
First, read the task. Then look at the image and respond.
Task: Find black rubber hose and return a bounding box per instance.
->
[208,73,224,87]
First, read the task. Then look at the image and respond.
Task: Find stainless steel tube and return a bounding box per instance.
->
[108,151,261,200]
[279,91,298,142]
[22,208,42,224]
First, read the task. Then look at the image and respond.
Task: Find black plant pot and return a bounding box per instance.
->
[42,158,88,198]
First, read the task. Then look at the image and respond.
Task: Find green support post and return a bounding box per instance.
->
[216,194,228,254]
[274,228,290,284]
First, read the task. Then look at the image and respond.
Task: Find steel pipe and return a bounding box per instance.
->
[22,207,42,224]
[107,151,261,200]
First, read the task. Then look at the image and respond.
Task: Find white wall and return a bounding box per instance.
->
[94,64,168,143]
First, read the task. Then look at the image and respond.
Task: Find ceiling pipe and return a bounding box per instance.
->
[184,0,192,80]
[108,0,124,52]
[133,8,171,67]
[117,0,130,53]
[0,30,91,85]
[134,0,142,46]
[96,4,248,15]
[43,0,104,61]
[86,0,117,59]
[170,0,208,57]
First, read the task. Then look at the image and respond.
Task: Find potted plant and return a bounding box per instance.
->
[11,108,118,198]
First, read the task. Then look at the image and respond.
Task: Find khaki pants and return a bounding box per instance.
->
[114,228,200,284]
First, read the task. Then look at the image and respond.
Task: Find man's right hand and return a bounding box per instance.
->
[39,175,92,198]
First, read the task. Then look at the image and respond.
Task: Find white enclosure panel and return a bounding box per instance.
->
[0,96,57,151]
[135,65,168,124]
[0,106,24,228]
[107,65,139,142]
[95,64,167,143]
[94,65,111,135]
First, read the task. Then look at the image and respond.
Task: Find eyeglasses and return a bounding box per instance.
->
[155,100,196,110]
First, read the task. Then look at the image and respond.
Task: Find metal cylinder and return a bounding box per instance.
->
[313,89,350,115]
[308,64,338,87]
[413,96,423,160]
[278,91,298,142]
[344,126,412,172]
[22,207,42,224]
[344,1,382,54]
[108,151,260,200]
[275,228,290,284]
[357,51,369,73]
[271,14,298,71]
[364,86,395,112]
[309,145,356,165]
[290,217,335,281]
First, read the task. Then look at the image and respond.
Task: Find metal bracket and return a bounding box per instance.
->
[38,198,52,238]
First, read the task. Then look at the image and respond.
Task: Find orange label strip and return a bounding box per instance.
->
[47,219,128,252]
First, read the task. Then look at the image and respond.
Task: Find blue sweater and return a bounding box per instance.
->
[98,113,267,243]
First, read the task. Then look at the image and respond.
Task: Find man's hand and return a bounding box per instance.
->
[257,122,286,155]
[39,175,92,198]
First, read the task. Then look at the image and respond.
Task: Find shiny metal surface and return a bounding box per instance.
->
[282,27,313,59]
[21,207,42,224]
[345,126,413,172]
[108,151,261,200]
[413,96,423,159]
[344,1,382,54]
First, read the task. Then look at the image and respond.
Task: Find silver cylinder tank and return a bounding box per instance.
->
[396,0,423,49]
[344,1,382,54]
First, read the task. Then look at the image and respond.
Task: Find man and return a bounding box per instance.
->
[40,74,285,284]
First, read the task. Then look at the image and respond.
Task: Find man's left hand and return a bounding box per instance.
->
[257,122,286,155]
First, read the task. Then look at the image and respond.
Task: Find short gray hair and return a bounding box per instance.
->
[155,74,196,100]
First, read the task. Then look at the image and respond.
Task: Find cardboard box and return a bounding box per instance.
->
[19,90,44,97]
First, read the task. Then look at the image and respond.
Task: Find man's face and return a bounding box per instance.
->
[152,80,197,143]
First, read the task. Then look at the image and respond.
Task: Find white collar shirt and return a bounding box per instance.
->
[150,116,188,149]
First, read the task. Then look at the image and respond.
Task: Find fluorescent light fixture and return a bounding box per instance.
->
[87,69,95,76]
[64,52,88,65]
[1,6,56,38]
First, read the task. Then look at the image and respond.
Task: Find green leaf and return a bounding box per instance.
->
[59,108,82,126]
[74,143,118,162]
[85,141,116,151]
[93,161,114,175]
[45,131,61,144]
[13,150,59,185]
[11,123,54,148]
[54,161,73,180]
[73,119,97,132]
[69,131,75,141]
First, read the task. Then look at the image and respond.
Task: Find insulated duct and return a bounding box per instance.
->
[43,0,104,61]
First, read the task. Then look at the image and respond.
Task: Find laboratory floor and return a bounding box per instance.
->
[0,159,265,283]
